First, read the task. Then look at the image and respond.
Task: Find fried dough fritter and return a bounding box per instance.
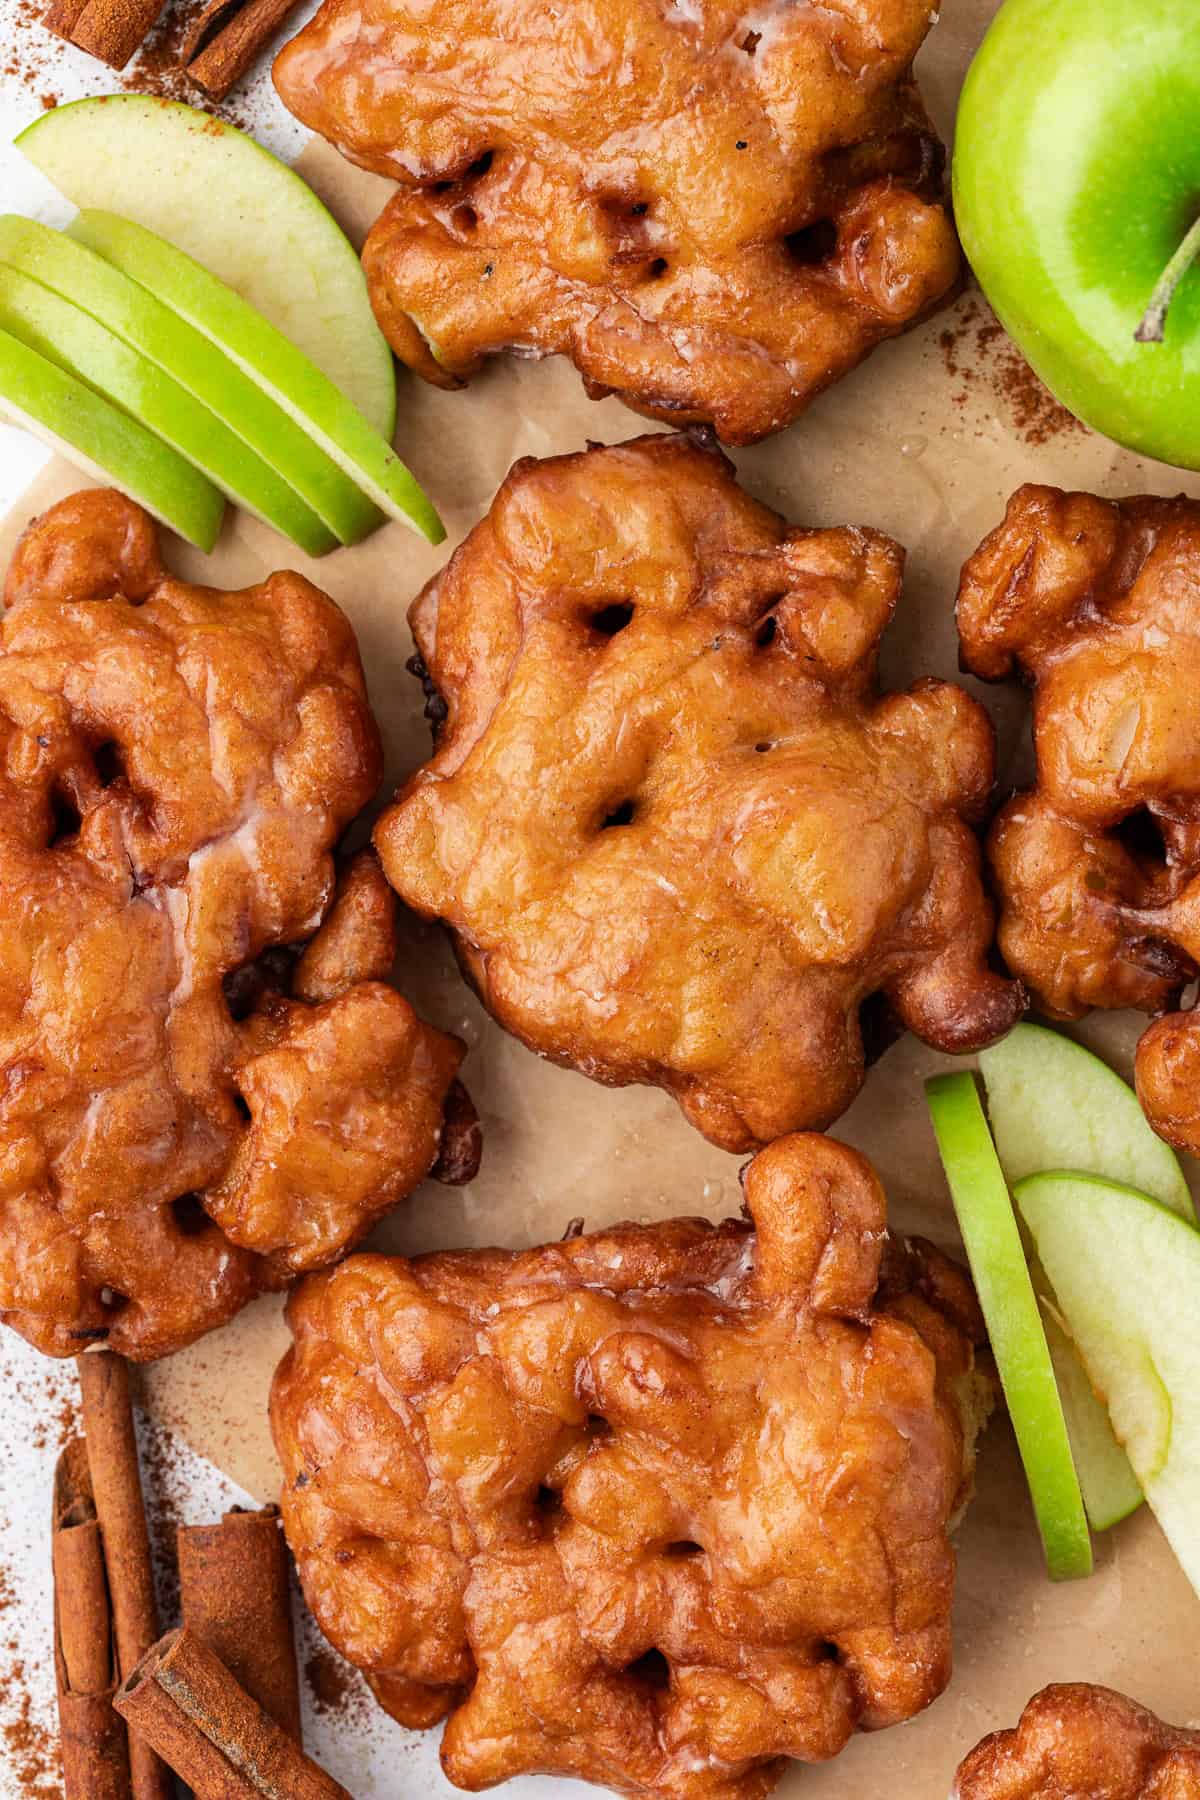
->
[373,433,1021,1152]
[272,0,959,445]
[954,1686,1200,1799]
[957,484,1200,1156]
[0,489,478,1362]
[271,1132,994,1800]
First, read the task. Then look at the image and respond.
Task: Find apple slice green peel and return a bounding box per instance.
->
[979,1022,1193,1530]
[926,1071,1093,1580]
[0,216,375,557]
[1017,1171,1200,1600]
[0,326,223,550]
[0,262,338,557]
[16,95,395,438]
[978,1023,1192,1217]
[70,210,444,546]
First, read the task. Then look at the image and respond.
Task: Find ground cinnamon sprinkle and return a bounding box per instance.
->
[4,0,257,123]
[0,1572,62,1800]
[124,0,254,125]
[939,292,1085,447]
[304,1649,355,1715]
[0,1670,61,1800]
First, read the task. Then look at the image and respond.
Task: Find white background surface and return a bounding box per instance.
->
[0,29,592,1798]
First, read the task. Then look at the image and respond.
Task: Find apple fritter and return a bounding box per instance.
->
[272,1132,994,1800]
[0,489,478,1362]
[272,0,959,445]
[954,1685,1200,1799]
[958,484,1200,1157]
[374,433,1021,1152]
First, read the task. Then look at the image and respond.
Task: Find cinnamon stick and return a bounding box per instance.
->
[51,1439,132,1800]
[76,1352,174,1800]
[184,0,306,99]
[40,0,88,43]
[116,1628,352,1799]
[178,1508,302,1743]
[43,0,166,67]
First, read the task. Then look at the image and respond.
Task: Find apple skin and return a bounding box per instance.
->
[16,95,396,441]
[926,1072,1093,1581]
[954,0,1200,468]
[73,211,444,547]
[979,1024,1192,1221]
[978,1023,1194,1529]
[1016,1172,1200,1600]
[0,325,224,551]
[0,263,341,556]
[0,214,374,557]
[1041,1306,1143,1533]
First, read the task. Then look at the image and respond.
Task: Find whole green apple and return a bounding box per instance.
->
[954,0,1200,467]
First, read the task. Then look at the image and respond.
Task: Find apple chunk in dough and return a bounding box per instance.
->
[1016,1172,1200,1598]
[926,1072,1093,1580]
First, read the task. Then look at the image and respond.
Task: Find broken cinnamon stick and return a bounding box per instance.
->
[76,1352,174,1800]
[52,1439,132,1800]
[178,1507,302,1743]
[116,1628,352,1799]
[40,0,88,43]
[184,0,306,100]
[43,0,166,68]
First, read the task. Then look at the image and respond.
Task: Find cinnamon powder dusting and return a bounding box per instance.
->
[940,294,1085,447]
[4,0,257,124]
[0,1571,62,1800]
[303,1642,374,1730]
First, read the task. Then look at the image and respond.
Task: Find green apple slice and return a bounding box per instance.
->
[0,325,223,550]
[70,210,444,546]
[979,1023,1193,1529]
[15,94,394,439]
[1041,1303,1144,1530]
[1016,1171,1200,1597]
[979,1023,1193,1218]
[0,215,372,556]
[0,262,337,556]
[926,1072,1093,1580]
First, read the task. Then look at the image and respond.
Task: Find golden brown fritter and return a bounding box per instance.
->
[272,1132,994,1800]
[954,1686,1200,1799]
[273,0,959,445]
[0,489,478,1362]
[373,433,1021,1152]
[957,484,1200,1156]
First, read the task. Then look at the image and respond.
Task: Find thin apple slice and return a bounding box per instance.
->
[15,94,395,438]
[71,210,444,546]
[0,325,224,550]
[0,262,339,557]
[1041,1304,1143,1530]
[1016,1171,1200,1597]
[0,215,373,555]
[979,1023,1193,1530]
[979,1022,1193,1217]
[926,1072,1093,1580]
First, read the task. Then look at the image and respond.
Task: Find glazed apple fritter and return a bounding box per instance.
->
[0,490,478,1362]
[958,484,1200,1156]
[272,1132,994,1800]
[954,1685,1200,1799]
[374,432,1021,1152]
[273,0,960,444]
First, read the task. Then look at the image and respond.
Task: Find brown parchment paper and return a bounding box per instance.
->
[5,3,1200,1789]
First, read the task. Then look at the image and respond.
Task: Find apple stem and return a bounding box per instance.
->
[1135,214,1200,344]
